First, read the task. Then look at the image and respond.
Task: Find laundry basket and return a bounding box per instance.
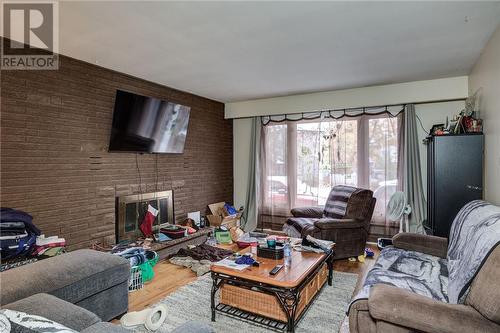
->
[128,250,159,292]
[129,265,144,291]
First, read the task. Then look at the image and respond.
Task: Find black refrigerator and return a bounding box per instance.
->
[424,133,483,238]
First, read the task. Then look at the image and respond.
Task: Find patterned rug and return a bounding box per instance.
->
[135,271,358,333]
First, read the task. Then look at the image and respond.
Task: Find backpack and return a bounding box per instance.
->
[0,209,40,259]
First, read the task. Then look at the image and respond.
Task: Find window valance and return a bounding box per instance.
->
[261,105,405,125]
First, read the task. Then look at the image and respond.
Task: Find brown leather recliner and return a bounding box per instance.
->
[283,185,376,259]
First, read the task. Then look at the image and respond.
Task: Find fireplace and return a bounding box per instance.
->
[116,190,174,243]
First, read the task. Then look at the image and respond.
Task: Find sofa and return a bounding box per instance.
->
[348,200,500,333]
[1,249,130,332]
[283,185,375,259]
[0,249,213,333]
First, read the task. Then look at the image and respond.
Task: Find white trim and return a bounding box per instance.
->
[225,76,468,119]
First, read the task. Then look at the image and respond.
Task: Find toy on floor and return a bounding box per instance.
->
[120,304,168,331]
[365,247,375,257]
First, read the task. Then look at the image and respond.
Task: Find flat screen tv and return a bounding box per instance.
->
[109,90,191,153]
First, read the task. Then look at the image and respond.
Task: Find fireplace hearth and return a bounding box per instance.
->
[116,190,174,243]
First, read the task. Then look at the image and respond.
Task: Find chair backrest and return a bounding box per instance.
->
[323,185,374,221]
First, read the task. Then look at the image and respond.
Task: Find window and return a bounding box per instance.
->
[260,113,402,229]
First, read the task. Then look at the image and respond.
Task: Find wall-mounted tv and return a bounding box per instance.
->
[109,90,191,154]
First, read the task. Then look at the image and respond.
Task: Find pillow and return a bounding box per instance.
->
[0,309,77,333]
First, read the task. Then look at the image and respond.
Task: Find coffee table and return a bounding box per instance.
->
[210,247,334,332]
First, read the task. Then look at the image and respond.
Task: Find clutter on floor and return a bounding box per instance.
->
[121,304,168,331]
[0,208,40,260]
[346,248,376,263]
[169,244,234,276]
[214,227,232,244]
[365,247,375,257]
[111,245,159,291]
[0,208,67,271]
[0,257,38,272]
[169,257,213,276]
[206,201,243,229]
[176,243,233,261]
[33,234,67,257]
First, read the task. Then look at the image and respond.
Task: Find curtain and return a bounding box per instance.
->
[242,117,260,231]
[403,104,426,233]
[259,111,404,236]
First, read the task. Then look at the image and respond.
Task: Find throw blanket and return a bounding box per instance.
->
[447,200,500,303]
[0,309,77,333]
[347,247,448,314]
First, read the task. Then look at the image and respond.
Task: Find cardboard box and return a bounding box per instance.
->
[207,202,242,229]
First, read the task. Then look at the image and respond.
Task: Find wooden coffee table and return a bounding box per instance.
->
[210,247,334,332]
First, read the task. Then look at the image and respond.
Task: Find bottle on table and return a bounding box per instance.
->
[284,240,292,269]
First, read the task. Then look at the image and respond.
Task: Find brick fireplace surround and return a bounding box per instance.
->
[0,44,233,250]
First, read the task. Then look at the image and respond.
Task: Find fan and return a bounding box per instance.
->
[387,191,412,233]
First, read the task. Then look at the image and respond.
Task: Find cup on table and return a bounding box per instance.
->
[266,238,276,249]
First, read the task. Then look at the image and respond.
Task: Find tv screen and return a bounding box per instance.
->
[109,90,191,153]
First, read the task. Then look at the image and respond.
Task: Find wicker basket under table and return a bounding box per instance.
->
[210,247,334,333]
[220,263,328,321]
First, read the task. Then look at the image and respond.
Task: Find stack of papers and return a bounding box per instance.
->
[212,258,249,271]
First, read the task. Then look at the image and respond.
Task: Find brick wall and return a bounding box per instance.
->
[0,54,233,250]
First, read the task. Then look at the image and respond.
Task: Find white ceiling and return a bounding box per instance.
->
[57,1,500,102]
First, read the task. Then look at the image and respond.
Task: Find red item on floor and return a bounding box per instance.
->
[140,205,159,237]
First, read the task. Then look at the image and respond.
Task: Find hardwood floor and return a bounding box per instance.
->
[128,243,379,312]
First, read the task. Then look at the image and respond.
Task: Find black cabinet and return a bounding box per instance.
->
[424,134,483,238]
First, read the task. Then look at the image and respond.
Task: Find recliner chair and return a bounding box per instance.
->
[283,185,375,259]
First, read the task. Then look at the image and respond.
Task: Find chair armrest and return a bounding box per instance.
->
[314,218,365,229]
[392,233,448,258]
[290,206,323,218]
[368,284,499,333]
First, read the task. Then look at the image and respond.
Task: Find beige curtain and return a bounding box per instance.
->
[403,104,426,233]
[259,111,404,236]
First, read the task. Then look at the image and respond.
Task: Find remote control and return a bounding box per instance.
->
[269,265,283,275]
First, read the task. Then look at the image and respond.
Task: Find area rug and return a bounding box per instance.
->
[135,271,358,333]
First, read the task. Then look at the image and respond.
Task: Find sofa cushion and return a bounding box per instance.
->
[0,249,129,306]
[3,293,100,331]
[465,245,500,323]
[368,284,500,333]
[0,308,77,333]
[348,246,448,314]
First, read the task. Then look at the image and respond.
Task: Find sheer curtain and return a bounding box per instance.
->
[259,111,404,236]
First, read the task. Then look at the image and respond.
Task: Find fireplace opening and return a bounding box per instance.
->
[116,190,174,243]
